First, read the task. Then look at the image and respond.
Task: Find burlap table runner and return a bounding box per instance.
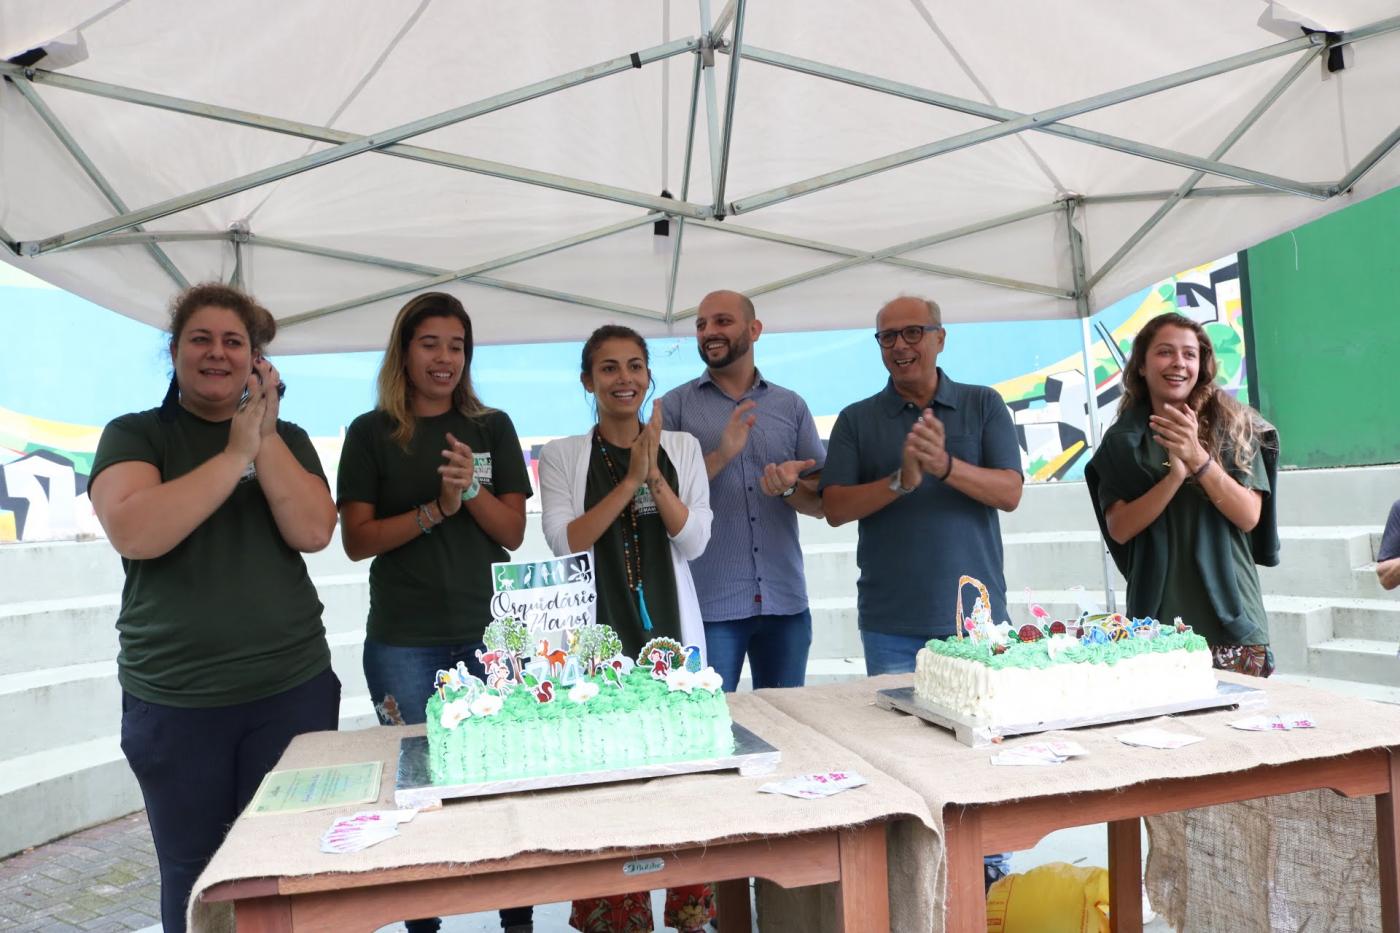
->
[757,672,1400,933]
[187,693,933,933]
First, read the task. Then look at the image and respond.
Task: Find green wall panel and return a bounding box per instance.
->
[1245,186,1400,468]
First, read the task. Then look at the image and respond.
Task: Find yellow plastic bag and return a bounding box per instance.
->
[986,861,1111,933]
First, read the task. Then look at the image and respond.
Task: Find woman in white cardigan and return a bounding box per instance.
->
[538,325,712,661]
[538,324,715,933]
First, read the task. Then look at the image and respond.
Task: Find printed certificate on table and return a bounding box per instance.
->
[248,761,383,816]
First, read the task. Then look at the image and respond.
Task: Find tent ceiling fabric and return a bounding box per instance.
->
[0,0,1397,352]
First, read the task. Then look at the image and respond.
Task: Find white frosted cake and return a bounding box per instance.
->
[914,577,1217,727]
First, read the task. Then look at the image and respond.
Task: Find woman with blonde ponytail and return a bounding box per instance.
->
[335,292,533,933]
[1086,312,1281,676]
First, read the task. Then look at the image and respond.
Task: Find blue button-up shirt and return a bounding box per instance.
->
[819,370,1024,638]
[663,371,826,622]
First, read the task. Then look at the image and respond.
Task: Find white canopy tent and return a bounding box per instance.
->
[0,0,1398,356]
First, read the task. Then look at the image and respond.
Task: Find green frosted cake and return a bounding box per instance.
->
[424,624,735,784]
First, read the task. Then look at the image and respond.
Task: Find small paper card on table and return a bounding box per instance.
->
[1117,727,1205,750]
[991,740,1088,766]
[248,761,383,816]
[320,809,418,854]
[759,770,868,799]
[1230,711,1315,732]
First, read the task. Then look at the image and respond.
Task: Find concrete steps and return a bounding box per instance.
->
[1308,638,1400,687]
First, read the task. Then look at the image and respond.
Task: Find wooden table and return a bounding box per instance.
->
[942,747,1400,933]
[202,821,890,932]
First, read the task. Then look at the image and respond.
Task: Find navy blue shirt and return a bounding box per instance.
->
[663,371,826,621]
[820,370,1023,638]
[1381,500,1400,563]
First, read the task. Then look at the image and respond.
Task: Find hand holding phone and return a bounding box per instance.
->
[253,357,284,437]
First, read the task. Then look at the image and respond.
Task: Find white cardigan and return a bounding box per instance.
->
[538,429,712,657]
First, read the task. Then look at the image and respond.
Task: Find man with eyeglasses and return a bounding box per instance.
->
[821,294,1023,886]
[662,289,826,692]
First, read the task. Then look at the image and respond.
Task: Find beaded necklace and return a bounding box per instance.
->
[592,425,655,631]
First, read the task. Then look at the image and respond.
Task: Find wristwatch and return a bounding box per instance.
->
[887,469,918,496]
[780,483,798,498]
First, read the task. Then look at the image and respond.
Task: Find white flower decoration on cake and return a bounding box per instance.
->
[439,698,472,730]
[694,667,724,693]
[568,681,599,704]
[1045,634,1077,660]
[664,668,696,694]
[470,693,504,717]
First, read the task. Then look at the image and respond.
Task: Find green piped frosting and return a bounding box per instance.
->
[923,630,1209,669]
[424,667,734,784]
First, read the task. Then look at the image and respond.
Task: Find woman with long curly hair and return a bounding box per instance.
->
[1085,312,1280,676]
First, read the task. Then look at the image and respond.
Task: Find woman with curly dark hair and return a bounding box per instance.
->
[1086,312,1280,676]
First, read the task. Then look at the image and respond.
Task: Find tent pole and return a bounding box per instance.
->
[695,216,1063,293]
[1338,14,1400,44]
[712,0,745,216]
[7,76,188,288]
[1335,124,1400,195]
[735,44,1326,201]
[728,33,1331,215]
[0,63,707,223]
[695,203,1060,257]
[671,202,1073,318]
[711,0,738,41]
[1083,186,1297,205]
[697,0,723,205]
[14,37,703,255]
[1086,44,1324,290]
[69,231,231,248]
[278,214,664,327]
[666,51,705,325]
[1065,199,1116,613]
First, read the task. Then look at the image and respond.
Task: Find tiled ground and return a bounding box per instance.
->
[0,812,160,933]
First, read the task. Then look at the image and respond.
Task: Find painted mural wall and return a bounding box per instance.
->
[0,257,1245,543]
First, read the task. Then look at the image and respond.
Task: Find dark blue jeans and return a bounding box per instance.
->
[120,667,341,933]
[362,638,532,932]
[860,629,1012,878]
[361,637,494,727]
[704,609,813,692]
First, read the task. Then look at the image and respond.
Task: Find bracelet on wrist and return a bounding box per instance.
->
[938,456,955,482]
[415,504,433,535]
[460,475,481,502]
[1190,456,1212,480]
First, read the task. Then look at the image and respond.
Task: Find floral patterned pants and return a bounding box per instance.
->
[1211,644,1275,678]
[570,883,714,932]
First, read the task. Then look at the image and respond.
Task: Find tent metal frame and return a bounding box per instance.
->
[6,9,1399,604]
[3,13,1396,332]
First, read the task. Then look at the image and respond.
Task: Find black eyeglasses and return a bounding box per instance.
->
[874,324,941,348]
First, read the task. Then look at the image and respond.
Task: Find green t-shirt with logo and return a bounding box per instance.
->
[336,408,533,646]
[90,407,332,708]
[1148,435,1271,646]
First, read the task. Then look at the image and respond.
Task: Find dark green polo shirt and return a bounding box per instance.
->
[336,408,532,646]
[820,371,1024,637]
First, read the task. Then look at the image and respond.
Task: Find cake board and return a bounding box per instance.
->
[395,722,780,808]
[875,680,1268,748]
